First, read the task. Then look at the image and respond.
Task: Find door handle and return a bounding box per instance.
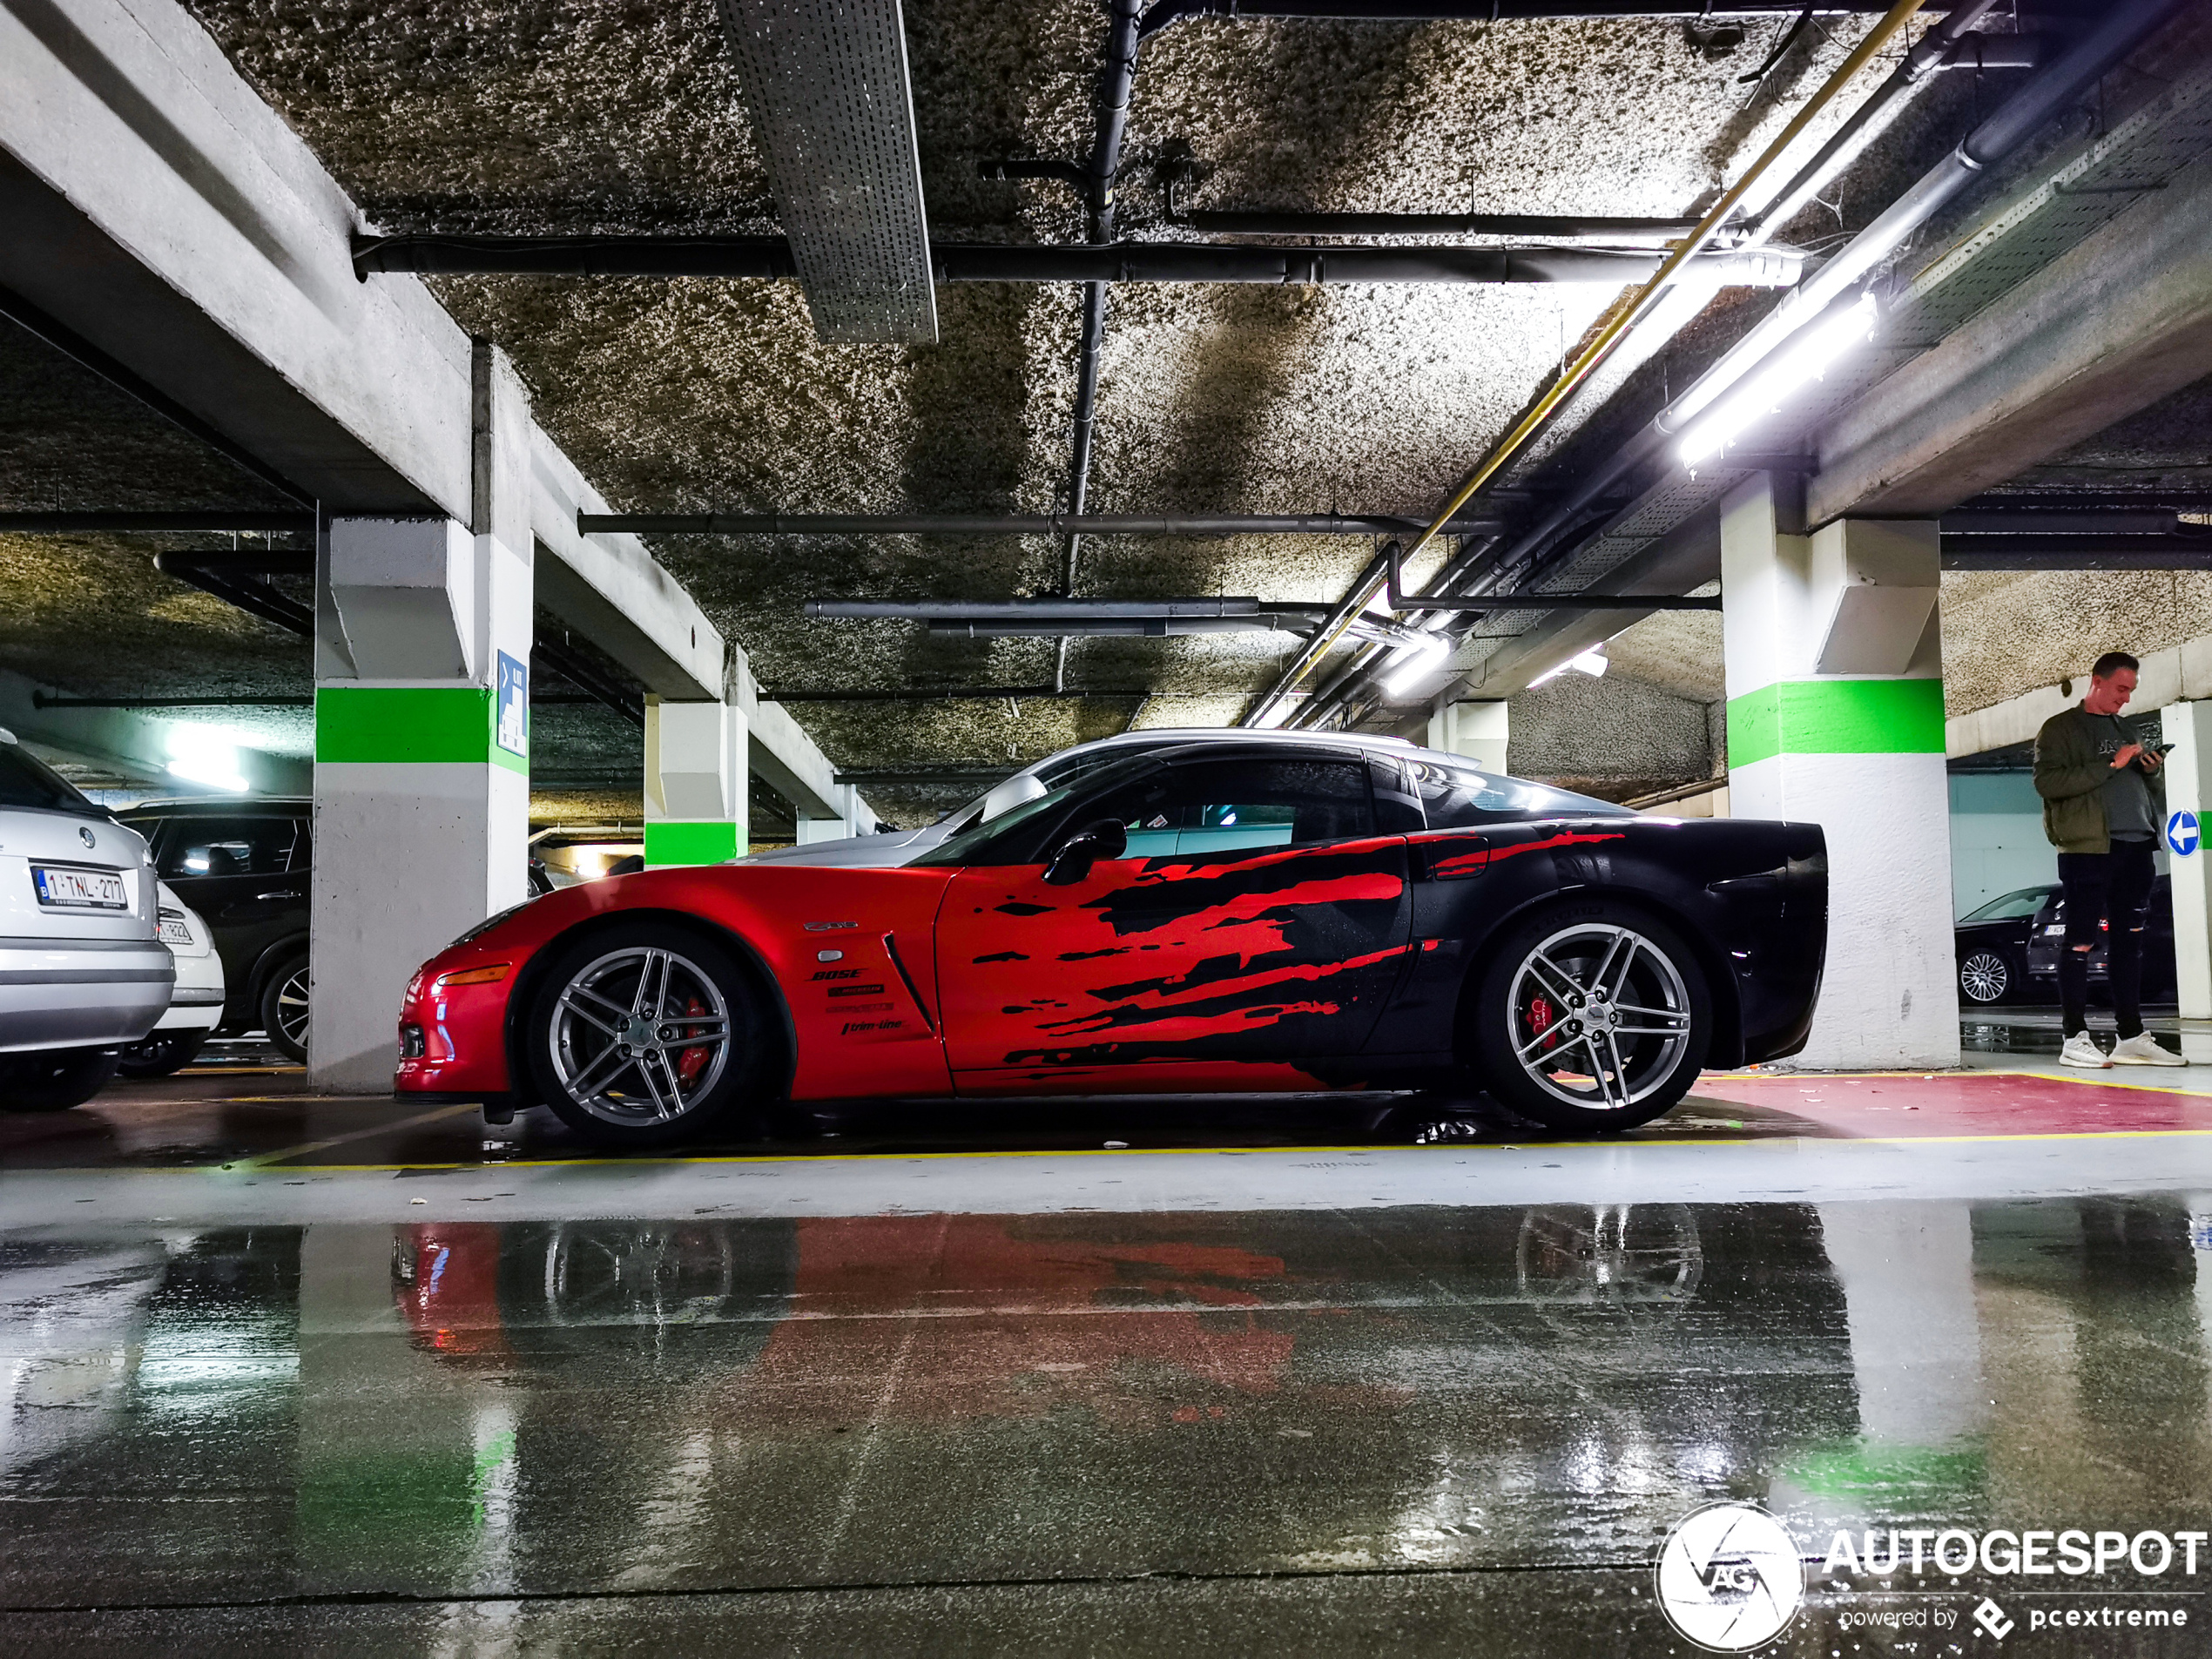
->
[256,890,300,900]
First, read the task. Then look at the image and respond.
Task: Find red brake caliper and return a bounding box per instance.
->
[1527,995,1556,1053]
[675,995,711,1082]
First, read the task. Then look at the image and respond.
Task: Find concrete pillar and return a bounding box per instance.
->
[1720,471,1956,1069]
[2157,700,2212,1060]
[309,344,533,1091]
[795,783,863,844]
[644,695,746,867]
[1426,699,1509,772]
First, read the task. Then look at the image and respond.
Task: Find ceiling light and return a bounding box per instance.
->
[165,725,250,793]
[1677,292,1878,469]
[1527,645,1610,689]
[1383,633,1454,698]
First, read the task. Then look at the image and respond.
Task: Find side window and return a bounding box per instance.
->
[1412,761,1629,827]
[158,817,299,879]
[288,815,313,871]
[1368,756,1425,833]
[1082,757,1374,855]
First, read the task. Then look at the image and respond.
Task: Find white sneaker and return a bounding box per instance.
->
[2109,1032,2187,1067]
[2059,1034,2111,1069]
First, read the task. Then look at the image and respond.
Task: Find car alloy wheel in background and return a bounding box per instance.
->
[260,957,310,1063]
[1959,949,2011,1005]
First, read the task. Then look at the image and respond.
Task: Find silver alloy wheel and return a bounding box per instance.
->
[548,945,732,1125]
[1959,949,2009,1004]
[1506,921,1694,1113]
[273,963,310,1052]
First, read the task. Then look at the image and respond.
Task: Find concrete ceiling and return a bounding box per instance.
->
[4,0,2208,826]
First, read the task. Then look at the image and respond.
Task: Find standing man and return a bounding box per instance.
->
[2033,651,2185,1068]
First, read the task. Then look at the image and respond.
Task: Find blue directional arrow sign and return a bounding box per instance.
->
[2167,809,2200,857]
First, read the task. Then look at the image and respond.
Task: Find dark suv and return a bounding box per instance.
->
[117,799,310,1061]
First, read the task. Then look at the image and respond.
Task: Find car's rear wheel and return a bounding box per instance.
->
[0,1047,120,1111]
[260,954,309,1063]
[523,921,779,1150]
[1959,948,2012,1005]
[117,1031,208,1078]
[1469,901,1710,1133]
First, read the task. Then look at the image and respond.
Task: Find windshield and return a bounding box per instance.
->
[912,783,1080,867]
[1960,886,2054,922]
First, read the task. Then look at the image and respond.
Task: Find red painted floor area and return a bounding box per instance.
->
[1688,1069,2212,1139]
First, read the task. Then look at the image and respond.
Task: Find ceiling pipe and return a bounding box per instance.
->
[1292,0,2179,730]
[583,510,1507,536]
[1247,0,1936,730]
[803,593,1445,646]
[1136,0,1894,37]
[1164,203,1711,244]
[351,235,1800,287]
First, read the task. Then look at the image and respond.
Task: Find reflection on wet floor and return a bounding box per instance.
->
[3,1196,2210,1652]
[6,1069,2212,1652]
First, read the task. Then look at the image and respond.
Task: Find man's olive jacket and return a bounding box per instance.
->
[2033,703,2165,855]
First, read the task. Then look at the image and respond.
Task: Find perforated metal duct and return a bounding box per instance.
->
[714,0,937,344]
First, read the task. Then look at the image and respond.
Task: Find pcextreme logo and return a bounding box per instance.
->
[1656,1501,1805,1651]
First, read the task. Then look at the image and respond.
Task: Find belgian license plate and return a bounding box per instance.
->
[34,867,128,909]
[158,916,193,946]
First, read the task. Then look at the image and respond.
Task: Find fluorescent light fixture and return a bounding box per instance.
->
[1677,293,1878,469]
[1527,645,1610,689]
[1382,632,1454,698]
[164,725,250,793]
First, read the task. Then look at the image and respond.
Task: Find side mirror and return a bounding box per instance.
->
[978,772,1049,824]
[1042,818,1128,887]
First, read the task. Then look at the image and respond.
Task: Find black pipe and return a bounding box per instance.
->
[587,510,1506,536]
[0,510,317,535]
[532,636,647,727]
[1170,205,1706,242]
[352,234,1791,287]
[1136,0,1892,37]
[154,555,316,638]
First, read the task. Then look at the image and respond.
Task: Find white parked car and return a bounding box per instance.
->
[116,883,226,1078]
[0,732,172,1110]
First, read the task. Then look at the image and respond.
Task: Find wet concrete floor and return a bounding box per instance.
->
[4,1068,2211,1655]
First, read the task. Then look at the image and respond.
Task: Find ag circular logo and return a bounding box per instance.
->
[1655,1501,1804,1651]
[2168,809,2200,857]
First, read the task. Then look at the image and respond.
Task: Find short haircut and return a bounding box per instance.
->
[2092,651,2140,679]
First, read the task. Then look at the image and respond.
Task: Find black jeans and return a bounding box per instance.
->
[2057,840,2158,1040]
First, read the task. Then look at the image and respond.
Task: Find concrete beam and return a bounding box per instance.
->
[530,434,724,702]
[1811,154,2212,523]
[0,669,307,795]
[744,695,849,825]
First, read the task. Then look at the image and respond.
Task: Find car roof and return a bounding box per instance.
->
[119,797,311,812]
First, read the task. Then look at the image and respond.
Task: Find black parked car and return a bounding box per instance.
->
[2024,874,2177,1000]
[1953,885,2057,1006]
[117,799,311,1060]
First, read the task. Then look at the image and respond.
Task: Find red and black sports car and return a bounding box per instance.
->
[396,737,1827,1146]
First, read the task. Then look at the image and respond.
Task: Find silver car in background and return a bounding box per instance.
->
[745,728,1429,869]
[0,733,172,1110]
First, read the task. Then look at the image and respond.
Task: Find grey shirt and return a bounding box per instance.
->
[2090,713,2156,840]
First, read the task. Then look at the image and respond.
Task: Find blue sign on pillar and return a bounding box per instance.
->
[496,651,528,758]
[2167,809,2200,857]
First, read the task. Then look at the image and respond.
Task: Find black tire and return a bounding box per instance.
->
[117,1030,209,1078]
[0,1047,120,1111]
[259,954,309,1063]
[523,921,779,1150]
[1467,900,1711,1133]
[1958,948,2013,1006]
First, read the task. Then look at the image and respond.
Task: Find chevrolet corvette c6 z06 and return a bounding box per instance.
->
[395,737,1826,1148]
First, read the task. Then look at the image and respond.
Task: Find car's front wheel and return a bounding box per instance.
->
[523,921,780,1150]
[1958,948,2013,1006]
[1468,901,1711,1133]
[0,1047,120,1111]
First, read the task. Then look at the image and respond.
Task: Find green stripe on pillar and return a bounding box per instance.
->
[1726,678,1946,768]
[644,820,741,867]
[315,686,527,774]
